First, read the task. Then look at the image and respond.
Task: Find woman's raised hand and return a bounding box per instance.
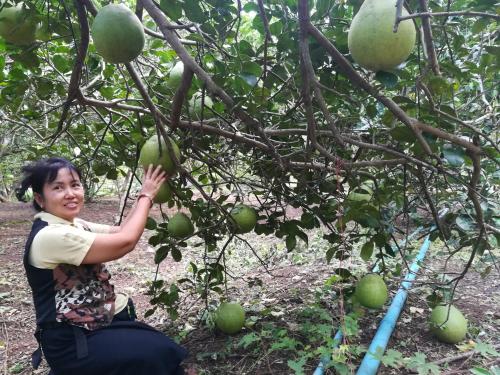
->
[140,164,167,199]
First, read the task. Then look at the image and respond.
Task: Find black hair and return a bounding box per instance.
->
[16,157,83,211]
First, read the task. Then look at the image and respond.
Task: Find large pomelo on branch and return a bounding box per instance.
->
[154,182,173,204]
[355,274,388,309]
[347,0,416,71]
[429,304,468,344]
[0,3,37,46]
[215,302,246,335]
[230,204,257,234]
[138,135,181,175]
[91,4,145,64]
[189,92,214,120]
[168,61,184,90]
[167,213,194,238]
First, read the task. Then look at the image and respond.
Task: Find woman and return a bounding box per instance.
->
[16,157,189,375]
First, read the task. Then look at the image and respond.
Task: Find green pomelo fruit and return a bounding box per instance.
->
[230,205,257,234]
[167,213,194,238]
[138,135,181,175]
[91,4,145,64]
[168,61,184,90]
[348,0,416,71]
[154,182,173,204]
[430,304,468,344]
[355,274,388,309]
[215,302,245,335]
[189,93,214,120]
[0,3,37,46]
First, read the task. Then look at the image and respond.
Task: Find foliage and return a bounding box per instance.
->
[0,0,498,336]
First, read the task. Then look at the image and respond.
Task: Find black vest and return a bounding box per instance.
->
[23,219,58,325]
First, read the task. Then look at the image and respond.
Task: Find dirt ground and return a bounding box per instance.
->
[0,199,498,374]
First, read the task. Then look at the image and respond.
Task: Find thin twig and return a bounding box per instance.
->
[399,10,500,21]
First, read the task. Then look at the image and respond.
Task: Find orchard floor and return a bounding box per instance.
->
[0,199,498,375]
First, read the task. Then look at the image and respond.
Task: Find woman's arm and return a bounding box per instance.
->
[81,165,166,264]
[108,198,142,233]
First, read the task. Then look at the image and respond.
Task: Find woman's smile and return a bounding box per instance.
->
[36,168,85,221]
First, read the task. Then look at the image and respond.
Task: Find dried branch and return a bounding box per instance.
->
[78,94,149,114]
[289,158,408,172]
[298,1,336,165]
[297,2,345,147]
[393,0,405,32]
[417,82,500,155]
[413,120,483,155]
[143,27,197,45]
[51,0,90,138]
[170,66,194,129]
[256,0,272,41]
[448,152,484,286]
[399,10,500,22]
[0,116,44,140]
[418,0,441,75]
[413,166,445,236]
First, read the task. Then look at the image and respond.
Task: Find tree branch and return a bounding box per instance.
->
[399,10,500,21]
[418,0,441,75]
[170,66,194,129]
[51,0,90,138]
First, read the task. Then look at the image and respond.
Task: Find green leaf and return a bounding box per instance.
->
[296,230,309,246]
[106,168,118,180]
[286,235,297,252]
[287,357,306,375]
[242,61,262,76]
[52,54,70,72]
[315,0,331,18]
[145,217,157,230]
[171,247,182,262]
[155,245,170,264]
[456,215,476,232]
[334,268,352,279]
[442,145,465,167]
[240,73,258,87]
[238,332,261,349]
[160,0,183,21]
[390,126,415,143]
[407,352,441,375]
[183,0,205,23]
[99,86,114,100]
[300,212,316,229]
[470,368,491,375]
[427,75,452,95]
[360,241,374,261]
[384,243,396,257]
[471,17,490,34]
[381,349,404,368]
[375,71,398,88]
[475,341,500,358]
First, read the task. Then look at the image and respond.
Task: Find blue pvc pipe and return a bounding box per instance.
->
[356,233,433,375]
[312,227,424,375]
[312,329,343,375]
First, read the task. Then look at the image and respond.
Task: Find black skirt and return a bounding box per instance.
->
[40,301,188,375]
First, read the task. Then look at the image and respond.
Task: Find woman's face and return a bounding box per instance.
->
[35,168,84,221]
